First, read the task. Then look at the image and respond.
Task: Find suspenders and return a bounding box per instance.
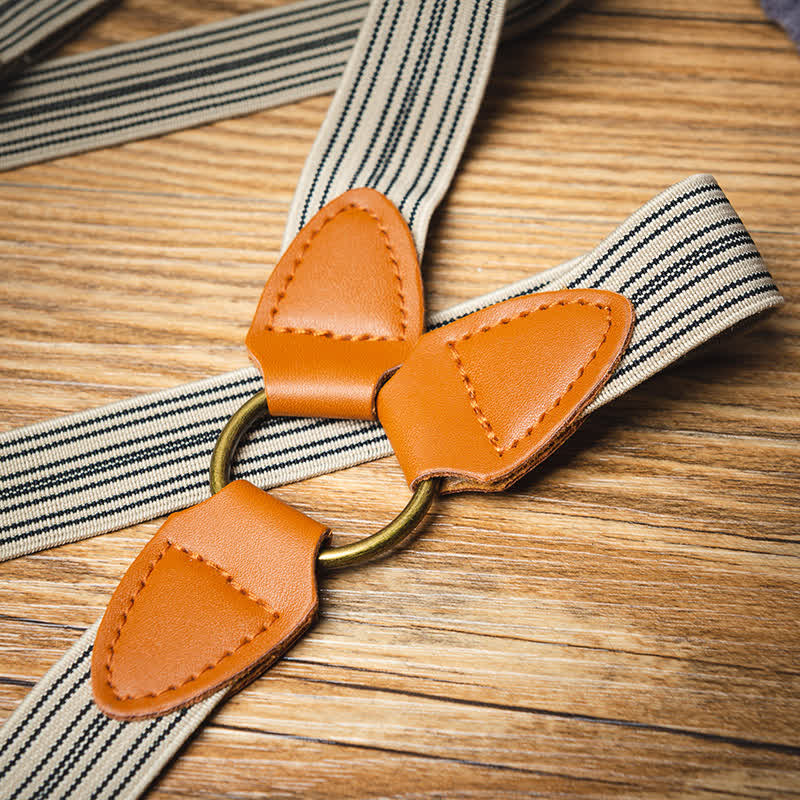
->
[0,1,784,798]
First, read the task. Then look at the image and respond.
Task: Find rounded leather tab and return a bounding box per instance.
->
[377,290,635,494]
[91,480,329,719]
[246,188,424,420]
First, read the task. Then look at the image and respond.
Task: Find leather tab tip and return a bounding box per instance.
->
[91,480,329,719]
[377,289,635,494]
[246,188,424,420]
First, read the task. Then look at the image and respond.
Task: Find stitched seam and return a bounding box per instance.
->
[264,327,399,342]
[446,301,614,456]
[105,540,279,701]
[267,201,409,341]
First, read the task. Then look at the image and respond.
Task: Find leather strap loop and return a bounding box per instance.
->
[378,289,635,493]
[247,188,424,420]
[91,480,329,719]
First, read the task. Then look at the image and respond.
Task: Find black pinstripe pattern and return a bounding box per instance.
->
[567,185,724,288]
[299,0,400,227]
[0,425,386,546]
[109,711,188,799]
[1,0,360,86]
[2,415,369,521]
[353,0,433,189]
[0,660,91,778]
[407,0,497,229]
[0,0,42,28]
[55,721,126,800]
[1,67,346,158]
[1,0,84,51]
[379,0,458,195]
[617,271,772,376]
[9,1,361,92]
[8,699,96,799]
[1,410,341,503]
[401,0,486,223]
[32,711,111,799]
[632,249,762,326]
[366,0,446,190]
[0,374,259,455]
[0,0,65,45]
[2,429,221,512]
[86,717,163,800]
[623,226,752,301]
[0,26,360,127]
[0,0,40,24]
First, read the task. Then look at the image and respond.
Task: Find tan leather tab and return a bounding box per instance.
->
[377,290,634,494]
[91,480,329,719]
[246,188,424,420]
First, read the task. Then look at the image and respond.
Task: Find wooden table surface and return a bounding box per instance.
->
[1,0,799,797]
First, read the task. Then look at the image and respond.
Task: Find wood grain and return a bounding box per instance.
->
[1,0,799,797]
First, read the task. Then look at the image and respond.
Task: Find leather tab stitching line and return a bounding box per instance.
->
[266,201,409,341]
[446,301,614,456]
[105,540,279,701]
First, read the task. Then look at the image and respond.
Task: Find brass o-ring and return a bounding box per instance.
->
[209,390,437,570]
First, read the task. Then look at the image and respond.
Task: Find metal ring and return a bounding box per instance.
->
[209,390,438,571]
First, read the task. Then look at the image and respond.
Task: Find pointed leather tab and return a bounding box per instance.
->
[246,188,424,420]
[91,480,329,719]
[377,290,635,493]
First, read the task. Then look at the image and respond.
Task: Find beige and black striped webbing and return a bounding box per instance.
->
[0,0,566,170]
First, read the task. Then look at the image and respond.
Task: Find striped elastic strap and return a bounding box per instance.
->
[0,0,783,798]
[0,622,225,800]
[0,0,114,82]
[0,0,568,171]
